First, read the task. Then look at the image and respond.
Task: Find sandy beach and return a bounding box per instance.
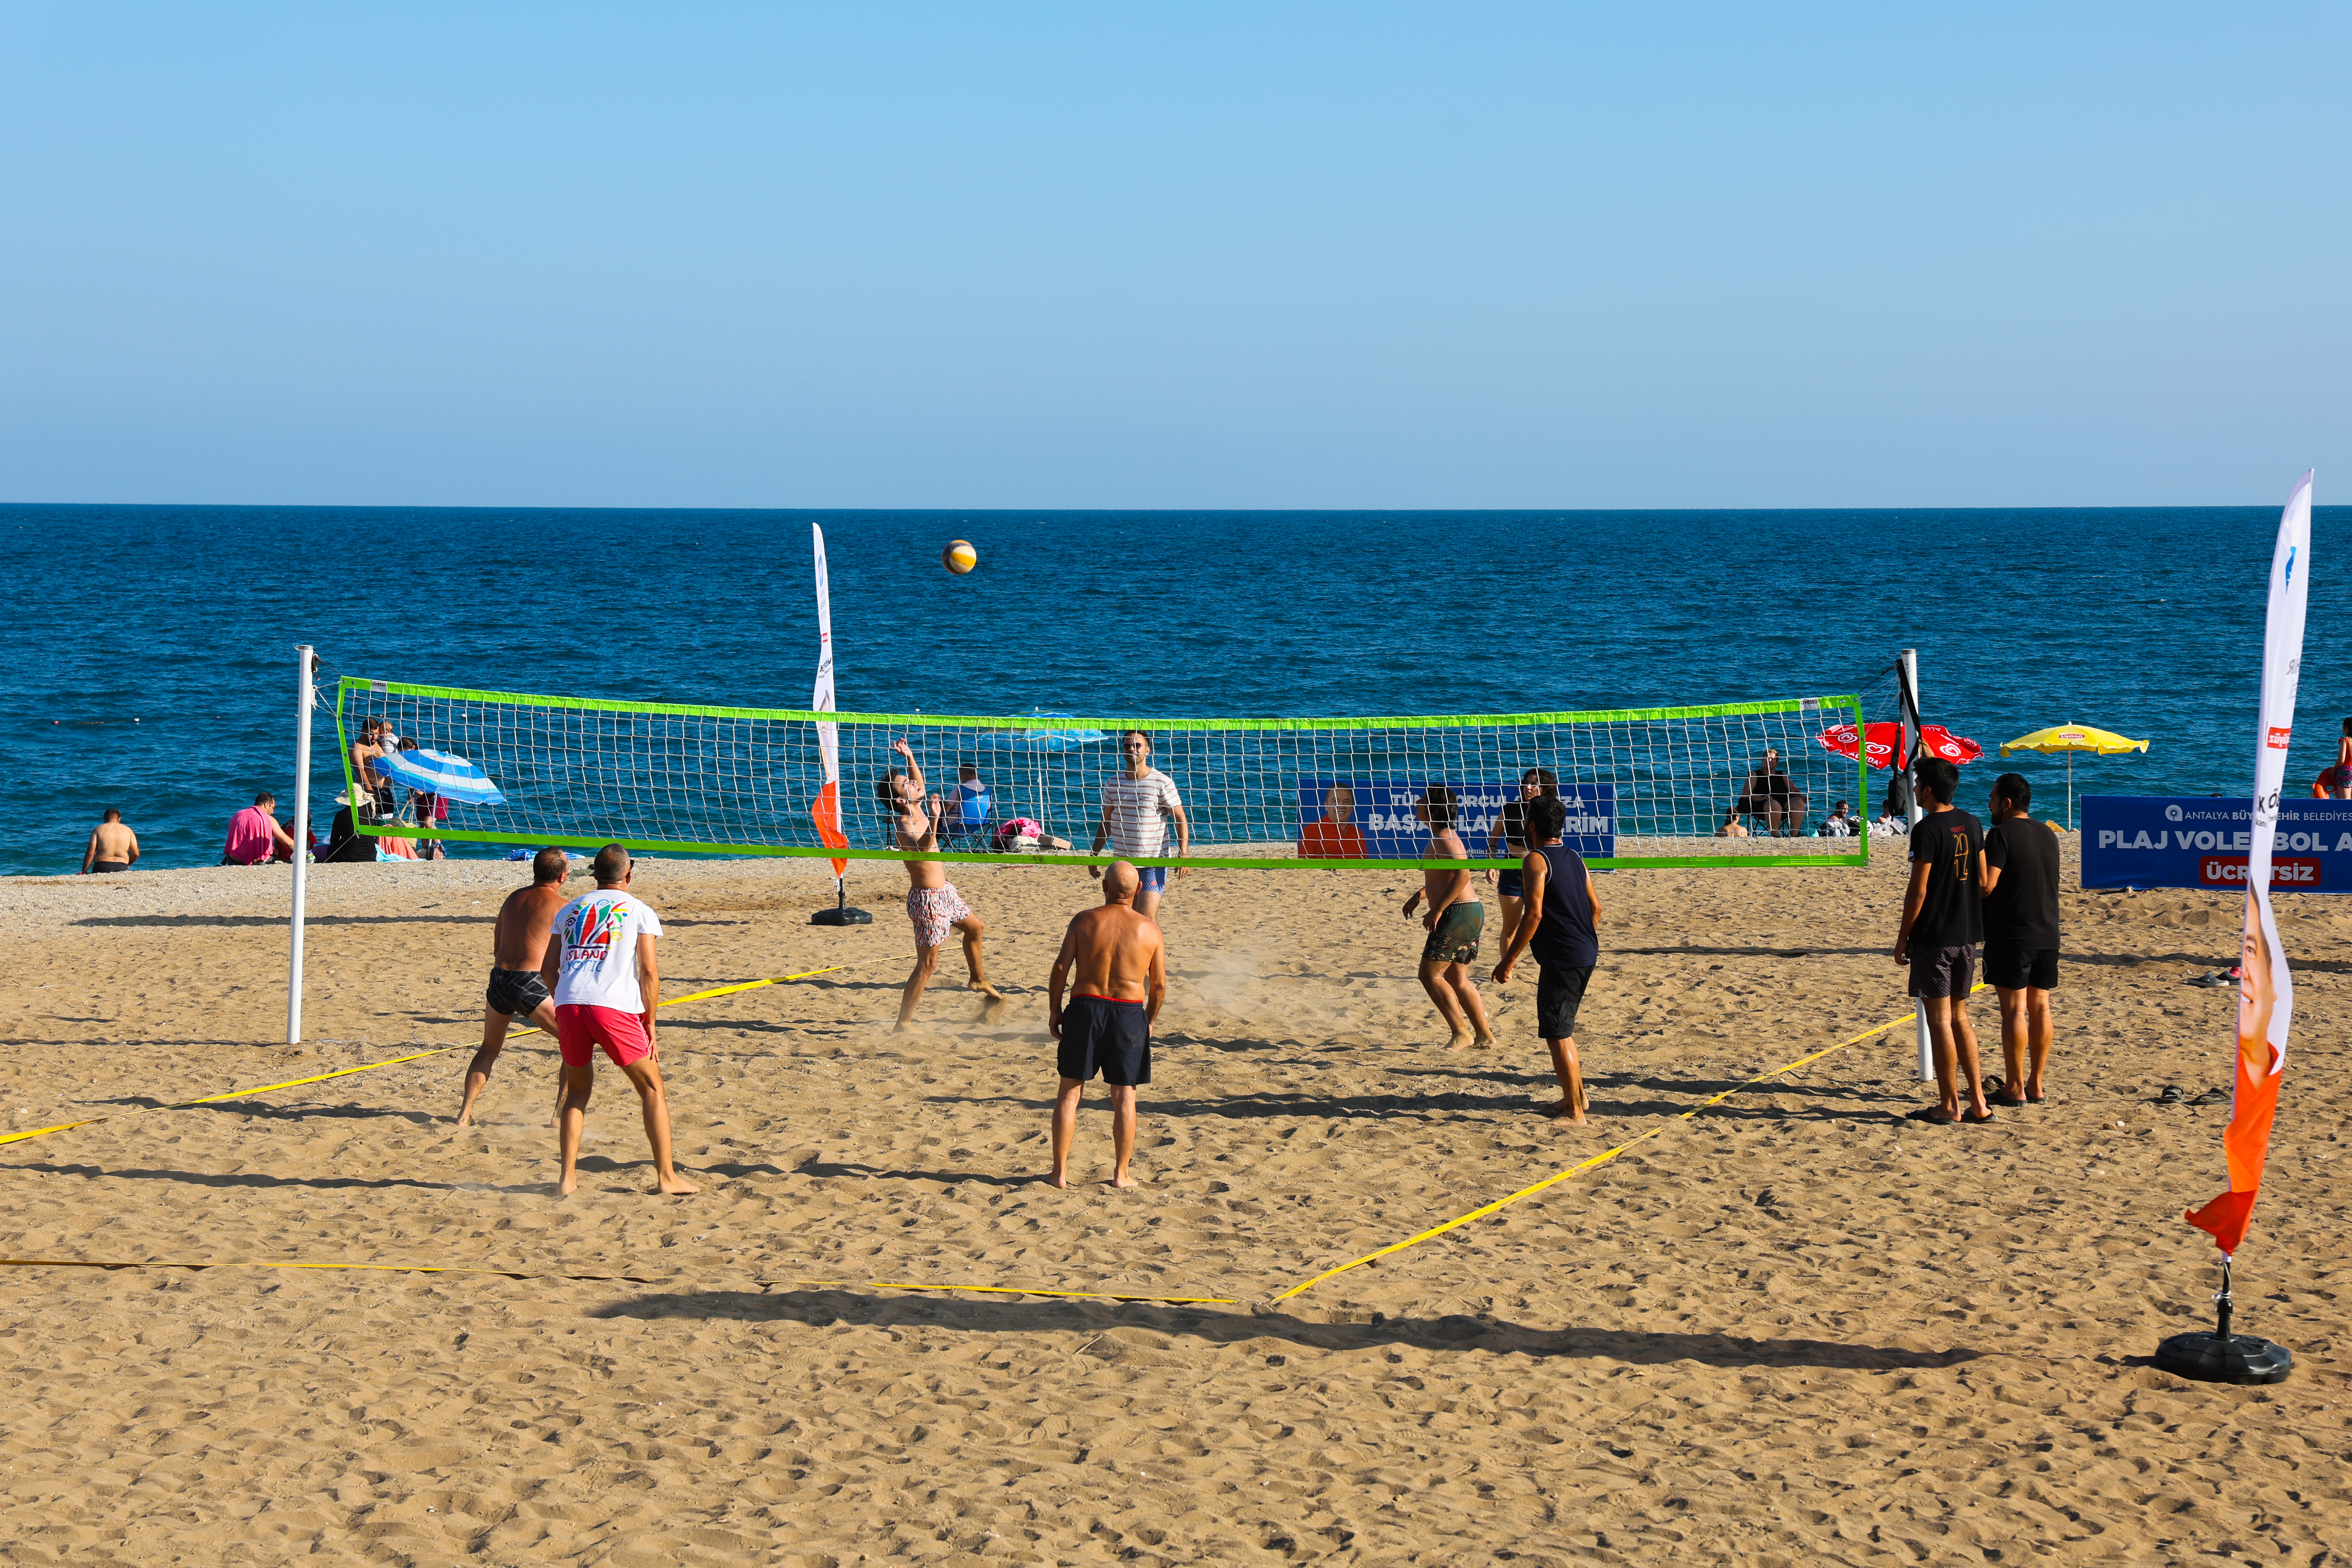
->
[1,842,2346,1564]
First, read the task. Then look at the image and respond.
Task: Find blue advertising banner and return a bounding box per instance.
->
[1296,780,1616,860]
[2080,795,2352,892]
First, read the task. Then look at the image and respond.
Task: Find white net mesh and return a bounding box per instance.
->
[334,678,1873,866]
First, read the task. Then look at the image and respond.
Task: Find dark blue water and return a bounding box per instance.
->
[4,503,2343,877]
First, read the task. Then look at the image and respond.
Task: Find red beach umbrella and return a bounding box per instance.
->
[1817,722,1981,770]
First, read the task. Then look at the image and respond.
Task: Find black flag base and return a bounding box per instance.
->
[2155,1259,2293,1385]
[810,879,872,926]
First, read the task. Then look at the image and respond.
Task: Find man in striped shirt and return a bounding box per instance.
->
[1089,730,1191,918]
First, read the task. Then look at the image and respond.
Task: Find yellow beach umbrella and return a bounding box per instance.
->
[1999,724,2150,829]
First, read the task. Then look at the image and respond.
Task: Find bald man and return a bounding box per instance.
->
[1045,860,1169,1189]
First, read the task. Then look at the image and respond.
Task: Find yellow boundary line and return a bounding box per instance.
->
[0,968,847,1149]
[1269,987,1988,1301]
[0,983,1975,1316]
[0,1257,1235,1305]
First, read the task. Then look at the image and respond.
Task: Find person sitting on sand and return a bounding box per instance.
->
[1894,756,1992,1125]
[1045,861,1168,1189]
[456,847,573,1128]
[81,808,139,873]
[540,844,697,1197]
[878,737,1005,1029]
[221,791,296,866]
[1491,794,1603,1123]
[1402,783,1495,1051]
[1714,810,1749,838]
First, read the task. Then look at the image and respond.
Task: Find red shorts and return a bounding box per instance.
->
[555,1004,654,1069]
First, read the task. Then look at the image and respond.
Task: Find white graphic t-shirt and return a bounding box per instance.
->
[1101,769,1183,857]
[551,891,664,1012]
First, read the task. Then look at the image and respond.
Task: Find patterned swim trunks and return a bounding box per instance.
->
[906,883,973,948]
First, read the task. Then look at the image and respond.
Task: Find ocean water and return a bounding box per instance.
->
[3,502,2344,878]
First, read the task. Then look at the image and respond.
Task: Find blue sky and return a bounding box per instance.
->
[2,3,2345,508]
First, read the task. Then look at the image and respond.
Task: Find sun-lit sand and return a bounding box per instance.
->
[1,842,2346,1563]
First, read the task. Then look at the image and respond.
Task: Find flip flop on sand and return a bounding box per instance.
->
[2158,1084,2186,1105]
[2189,1087,2229,1107]
[1903,1105,1958,1125]
[1985,1076,2028,1108]
[1961,1106,1997,1123]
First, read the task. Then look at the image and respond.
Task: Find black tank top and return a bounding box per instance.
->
[1531,842,1598,967]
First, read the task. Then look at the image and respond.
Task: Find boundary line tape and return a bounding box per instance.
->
[1270,987,1989,1301]
[0,1257,1236,1305]
[0,967,848,1149]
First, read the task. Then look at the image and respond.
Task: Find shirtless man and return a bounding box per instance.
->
[350,717,392,818]
[80,809,140,873]
[455,847,572,1127]
[1045,861,1168,1189]
[1402,783,1495,1051]
[878,737,1004,1029]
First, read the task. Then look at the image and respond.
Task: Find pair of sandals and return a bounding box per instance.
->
[2158,1084,2229,1107]
[1904,1102,1997,1125]
[1985,1075,2042,1108]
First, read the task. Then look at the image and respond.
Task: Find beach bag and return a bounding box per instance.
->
[995,817,1045,850]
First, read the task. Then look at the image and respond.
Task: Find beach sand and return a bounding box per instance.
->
[0,842,2346,1564]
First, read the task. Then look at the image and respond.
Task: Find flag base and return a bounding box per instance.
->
[2153,1330,2292,1385]
[2154,1257,2291,1384]
[811,880,870,926]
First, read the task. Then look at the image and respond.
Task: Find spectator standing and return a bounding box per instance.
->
[1893,756,1992,1125]
[1980,772,2060,1105]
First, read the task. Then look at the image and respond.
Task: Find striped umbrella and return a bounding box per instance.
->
[374,748,508,806]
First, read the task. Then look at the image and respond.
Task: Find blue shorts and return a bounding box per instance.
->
[1136,866,1167,894]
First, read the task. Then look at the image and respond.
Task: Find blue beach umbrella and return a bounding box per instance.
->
[1005,709,1110,751]
[375,748,508,806]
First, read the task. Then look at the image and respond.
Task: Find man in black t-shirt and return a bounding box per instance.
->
[1981,771,2060,1105]
[1893,756,1992,1124]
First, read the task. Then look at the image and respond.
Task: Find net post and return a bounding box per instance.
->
[288,644,316,1045]
[1899,648,1932,1083]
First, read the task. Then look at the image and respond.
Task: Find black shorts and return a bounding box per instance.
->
[1984,941,2058,991]
[1058,994,1151,1087]
[1908,944,1976,1000]
[486,967,552,1019]
[1535,962,1594,1039]
[1497,867,1524,898]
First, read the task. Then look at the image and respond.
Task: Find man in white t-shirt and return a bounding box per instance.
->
[1089,730,1191,918]
[539,844,698,1198]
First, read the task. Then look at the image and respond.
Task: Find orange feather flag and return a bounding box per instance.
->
[2186,471,2311,1255]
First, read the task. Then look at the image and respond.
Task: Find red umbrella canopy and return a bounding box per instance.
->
[1818,722,1981,770]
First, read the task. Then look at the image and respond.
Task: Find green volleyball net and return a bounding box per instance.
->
[332,676,1871,869]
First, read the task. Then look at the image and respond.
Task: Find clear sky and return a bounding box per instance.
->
[2,3,2345,508]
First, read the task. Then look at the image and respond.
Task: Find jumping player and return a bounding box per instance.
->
[541,844,697,1196]
[1403,783,1495,1051]
[1045,861,1168,1189]
[455,847,571,1128]
[878,737,1005,1029]
[1491,795,1603,1123]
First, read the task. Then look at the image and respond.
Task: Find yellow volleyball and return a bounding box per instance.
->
[941,539,978,574]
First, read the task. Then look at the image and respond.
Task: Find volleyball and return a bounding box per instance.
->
[941,539,978,574]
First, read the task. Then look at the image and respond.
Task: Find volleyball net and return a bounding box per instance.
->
[332,677,1872,869]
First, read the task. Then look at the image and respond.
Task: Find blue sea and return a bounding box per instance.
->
[4,503,2344,878]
